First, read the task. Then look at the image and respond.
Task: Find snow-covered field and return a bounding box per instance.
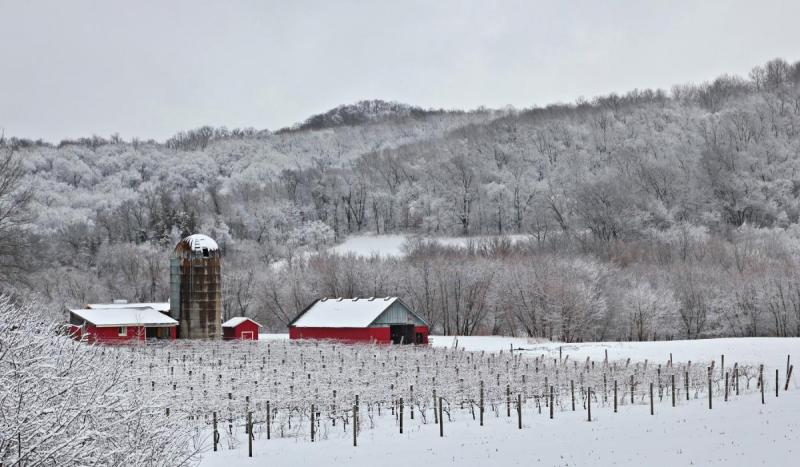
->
[262,333,797,366]
[201,389,799,467]
[202,335,798,467]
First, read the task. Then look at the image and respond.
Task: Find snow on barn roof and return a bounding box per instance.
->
[70,307,178,327]
[87,302,170,312]
[182,234,219,251]
[222,317,262,328]
[291,297,399,328]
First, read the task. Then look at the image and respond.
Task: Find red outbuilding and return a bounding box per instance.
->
[222,317,262,340]
[68,307,178,343]
[288,297,429,344]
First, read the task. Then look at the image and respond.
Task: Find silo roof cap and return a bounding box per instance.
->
[182,234,219,251]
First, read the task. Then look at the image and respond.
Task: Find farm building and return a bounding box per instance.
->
[68,307,178,343]
[171,234,222,339]
[288,297,429,344]
[222,317,262,340]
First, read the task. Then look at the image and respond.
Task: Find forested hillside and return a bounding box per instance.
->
[3,58,800,340]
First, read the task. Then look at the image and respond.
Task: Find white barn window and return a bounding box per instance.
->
[118,326,127,336]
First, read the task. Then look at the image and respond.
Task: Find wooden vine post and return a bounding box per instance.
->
[248,411,253,457]
[438,397,444,437]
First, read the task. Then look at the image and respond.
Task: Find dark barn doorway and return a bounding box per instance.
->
[390,324,415,344]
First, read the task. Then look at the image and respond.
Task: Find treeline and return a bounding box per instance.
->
[3,58,800,340]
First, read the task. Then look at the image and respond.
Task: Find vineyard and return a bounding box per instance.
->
[113,338,794,457]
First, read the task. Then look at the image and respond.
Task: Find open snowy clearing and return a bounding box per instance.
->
[328,233,532,258]
[272,233,533,269]
[200,389,799,467]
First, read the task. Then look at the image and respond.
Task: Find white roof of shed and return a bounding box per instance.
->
[222,317,262,328]
[70,307,178,327]
[87,302,170,312]
[291,297,398,328]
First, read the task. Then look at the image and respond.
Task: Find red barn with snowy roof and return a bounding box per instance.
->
[68,307,177,343]
[222,317,262,340]
[288,297,429,344]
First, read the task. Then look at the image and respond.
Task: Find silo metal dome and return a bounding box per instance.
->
[170,233,222,339]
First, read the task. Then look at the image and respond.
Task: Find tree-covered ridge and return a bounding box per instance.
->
[3,58,800,340]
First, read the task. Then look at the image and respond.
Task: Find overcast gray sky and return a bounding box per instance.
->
[1,0,799,142]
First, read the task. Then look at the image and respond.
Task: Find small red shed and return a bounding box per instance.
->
[68,307,177,343]
[222,317,262,340]
[288,297,429,344]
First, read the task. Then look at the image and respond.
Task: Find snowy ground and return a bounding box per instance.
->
[200,389,799,467]
[211,335,798,467]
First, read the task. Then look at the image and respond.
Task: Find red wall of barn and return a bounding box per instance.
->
[223,321,260,340]
[70,325,176,343]
[290,326,430,344]
[289,327,392,342]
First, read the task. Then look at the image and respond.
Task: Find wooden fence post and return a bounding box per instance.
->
[707,368,712,410]
[630,375,635,404]
[671,374,676,407]
[248,411,253,457]
[549,386,554,419]
[433,388,438,423]
[786,365,793,391]
[776,369,779,398]
[439,397,444,437]
[613,380,618,413]
[399,397,404,434]
[311,405,315,442]
[410,385,414,420]
[353,403,358,447]
[685,371,689,401]
[725,372,729,402]
[266,401,271,440]
[571,380,575,411]
[649,383,654,415]
[480,381,484,426]
[587,387,592,422]
[517,393,522,429]
[759,365,764,405]
[213,411,218,451]
[506,385,511,417]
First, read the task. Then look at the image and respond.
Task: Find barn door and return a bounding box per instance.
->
[390,325,415,345]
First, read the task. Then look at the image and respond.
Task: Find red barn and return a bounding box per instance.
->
[288,297,429,344]
[68,307,177,343]
[222,317,262,340]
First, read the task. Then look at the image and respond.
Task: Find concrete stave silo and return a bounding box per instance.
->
[170,234,222,339]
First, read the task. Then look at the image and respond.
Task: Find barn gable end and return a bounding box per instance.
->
[369,300,427,327]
